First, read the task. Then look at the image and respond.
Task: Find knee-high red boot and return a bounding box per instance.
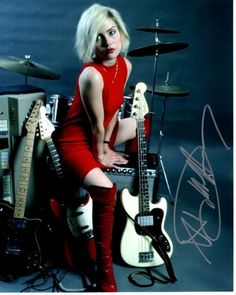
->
[87,184,117,292]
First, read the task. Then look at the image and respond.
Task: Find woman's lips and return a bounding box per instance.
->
[107,48,115,54]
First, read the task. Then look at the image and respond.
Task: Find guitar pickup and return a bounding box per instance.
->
[137,215,154,227]
[139,251,154,262]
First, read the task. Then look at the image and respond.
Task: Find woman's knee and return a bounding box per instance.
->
[83,168,113,188]
[115,117,137,145]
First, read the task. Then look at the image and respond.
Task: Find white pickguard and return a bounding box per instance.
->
[120,188,173,267]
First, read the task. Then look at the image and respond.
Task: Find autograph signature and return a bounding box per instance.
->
[173,104,230,264]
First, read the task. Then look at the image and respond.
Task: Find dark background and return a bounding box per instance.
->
[0,0,233,147]
[0,0,233,292]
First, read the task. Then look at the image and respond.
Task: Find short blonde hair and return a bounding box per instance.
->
[75,4,130,63]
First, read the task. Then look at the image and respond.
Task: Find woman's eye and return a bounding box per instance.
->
[110,29,116,36]
[96,35,102,42]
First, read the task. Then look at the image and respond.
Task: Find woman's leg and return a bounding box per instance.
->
[114,117,137,146]
[83,169,117,292]
[84,168,113,188]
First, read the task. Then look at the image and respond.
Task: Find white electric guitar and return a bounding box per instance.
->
[120,82,173,267]
[38,106,93,239]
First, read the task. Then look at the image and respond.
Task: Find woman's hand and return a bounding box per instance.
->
[98,147,128,168]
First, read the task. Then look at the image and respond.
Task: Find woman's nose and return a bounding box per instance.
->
[104,36,112,47]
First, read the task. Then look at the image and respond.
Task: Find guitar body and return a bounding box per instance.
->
[120,188,173,267]
[0,201,42,278]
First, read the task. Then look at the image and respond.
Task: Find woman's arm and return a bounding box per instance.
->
[104,109,119,142]
[105,57,132,143]
[79,66,105,160]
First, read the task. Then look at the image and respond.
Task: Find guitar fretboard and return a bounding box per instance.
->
[137,119,150,214]
[14,132,35,219]
[46,139,63,179]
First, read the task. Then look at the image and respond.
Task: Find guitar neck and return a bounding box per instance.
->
[137,119,150,213]
[14,132,35,219]
[46,139,64,179]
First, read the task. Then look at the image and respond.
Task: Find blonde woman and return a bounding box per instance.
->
[56,4,136,292]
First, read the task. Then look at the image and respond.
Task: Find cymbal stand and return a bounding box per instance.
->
[148,19,160,151]
[24,55,31,85]
[156,72,174,204]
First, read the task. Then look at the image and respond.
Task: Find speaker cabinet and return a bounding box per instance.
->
[103,152,157,197]
[0,87,45,211]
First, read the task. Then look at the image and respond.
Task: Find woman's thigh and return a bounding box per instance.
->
[83,167,113,188]
[114,117,136,146]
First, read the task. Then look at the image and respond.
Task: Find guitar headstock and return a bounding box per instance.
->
[25,100,44,133]
[38,105,55,141]
[131,82,149,120]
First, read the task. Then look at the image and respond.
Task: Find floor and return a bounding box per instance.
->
[0,140,233,292]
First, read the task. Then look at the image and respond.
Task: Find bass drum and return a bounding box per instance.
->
[48,94,73,126]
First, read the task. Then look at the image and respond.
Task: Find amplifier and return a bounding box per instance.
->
[67,153,158,202]
[103,152,158,197]
[0,89,45,209]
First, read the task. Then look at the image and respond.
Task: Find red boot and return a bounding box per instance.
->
[88,184,117,292]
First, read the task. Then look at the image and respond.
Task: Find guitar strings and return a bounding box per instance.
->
[137,117,150,256]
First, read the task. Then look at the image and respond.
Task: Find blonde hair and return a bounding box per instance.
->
[75,4,130,63]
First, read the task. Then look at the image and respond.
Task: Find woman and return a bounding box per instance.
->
[56,3,136,292]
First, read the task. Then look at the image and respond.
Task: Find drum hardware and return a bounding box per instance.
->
[0,55,61,84]
[146,85,189,96]
[136,27,179,34]
[127,42,189,57]
[156,73,189,204]
[128,19,189,203]
[130,84,189,97]
[48,94,73,126]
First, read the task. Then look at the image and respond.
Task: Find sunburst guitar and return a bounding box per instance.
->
[120,82,173,268]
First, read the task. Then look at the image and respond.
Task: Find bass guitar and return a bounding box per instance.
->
[120,82,173,268]
[0,99,44,278]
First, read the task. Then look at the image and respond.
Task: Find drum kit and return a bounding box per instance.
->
[0,55,61,83]
[127,21,190,203]
[0,54,72,126]
[0,22,189,202]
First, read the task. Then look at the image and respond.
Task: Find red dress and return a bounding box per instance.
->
[56,55,128,182]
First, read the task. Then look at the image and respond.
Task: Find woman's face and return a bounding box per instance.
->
[94,18,122,65]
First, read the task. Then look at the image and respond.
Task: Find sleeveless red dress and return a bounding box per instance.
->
[56,55,128,182]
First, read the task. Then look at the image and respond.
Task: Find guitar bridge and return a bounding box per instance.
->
[139,251,154,262]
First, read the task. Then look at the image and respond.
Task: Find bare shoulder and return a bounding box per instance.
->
[79,66,103,84]
[123,57,132,75]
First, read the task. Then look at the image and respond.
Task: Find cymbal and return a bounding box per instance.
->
[147,85,189,96]
[128,42,189,57]
[0,55,61,80]
[136,27,179,34]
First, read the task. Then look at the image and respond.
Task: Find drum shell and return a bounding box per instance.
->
[49,94,72,125]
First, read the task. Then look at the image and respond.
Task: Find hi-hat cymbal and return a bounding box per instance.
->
[136,27,179,34]
[0,55,61,80]
[147,85,189,96]
[128,42,189,57]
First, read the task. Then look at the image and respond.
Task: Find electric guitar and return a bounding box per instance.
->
[0,99,44,278]
[38,106,93,236]
[38,106,95,272]
[120,82,173,267]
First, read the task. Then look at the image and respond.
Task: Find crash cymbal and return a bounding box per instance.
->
[0,55,61,80]
[136,27,179,34]
[128,42,189,57]
[147,85,189,96]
